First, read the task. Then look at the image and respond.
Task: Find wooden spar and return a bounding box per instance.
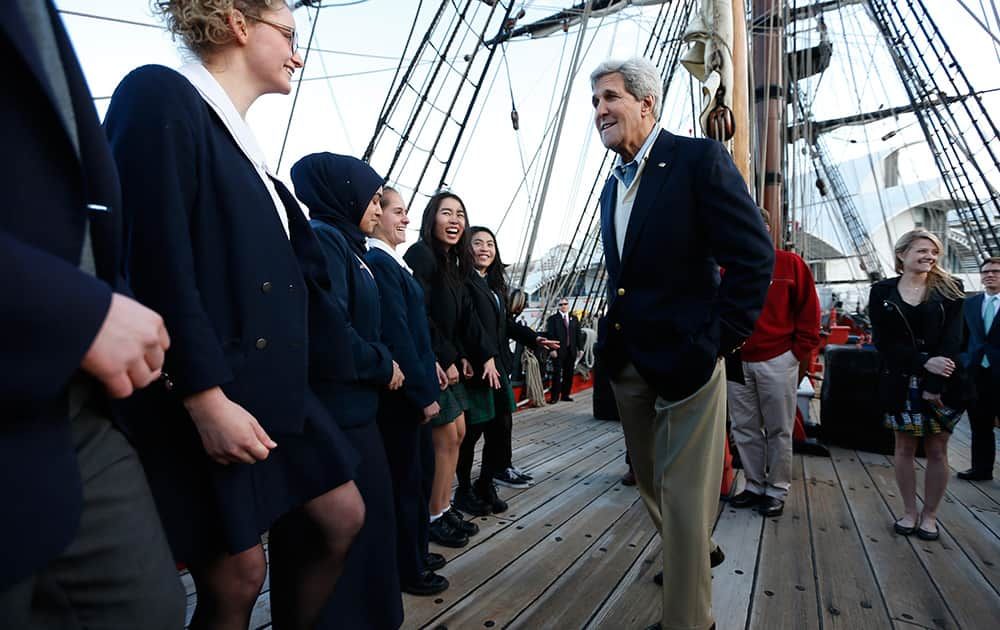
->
[753,0,784,247]
[731,0,751,189]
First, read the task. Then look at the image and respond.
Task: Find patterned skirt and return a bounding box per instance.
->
[883,376,962,437]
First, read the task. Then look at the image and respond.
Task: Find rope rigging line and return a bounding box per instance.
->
[276,3,323,172]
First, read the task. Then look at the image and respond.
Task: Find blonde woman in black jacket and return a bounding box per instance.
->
[869,229,965,542]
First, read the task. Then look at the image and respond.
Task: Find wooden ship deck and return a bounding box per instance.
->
[183,389,1000,629]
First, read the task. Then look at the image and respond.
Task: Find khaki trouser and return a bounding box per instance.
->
[611,360,726,630]
[728,349,799,500]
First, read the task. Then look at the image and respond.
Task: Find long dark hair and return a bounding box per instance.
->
[419,191,473,286]
[469,225,509,305]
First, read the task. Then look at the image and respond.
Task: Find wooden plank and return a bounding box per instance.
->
[710,485,765,630]
[829,447,957,628]
[586,537,661,630]
[912,465,1000,593]
[861,452,1000,629]
[432,488,642,629]
[507,499,655,629]
[803,456,892,629]
[748,456,820,630]
[436,430,627,563]
[920,457,1000,539]
[402,447,629,627]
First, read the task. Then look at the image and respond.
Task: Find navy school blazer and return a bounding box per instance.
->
[309,221,394,428]
[105,65,354,439]
[598,130,774,401]
[1,1,125,587]
[365,247,441,416]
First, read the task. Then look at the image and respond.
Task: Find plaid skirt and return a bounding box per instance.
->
[883,376,962,437]
[464,373,516,425]
[433,382,468,427]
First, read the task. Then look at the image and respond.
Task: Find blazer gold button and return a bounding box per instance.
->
[255,338,268,350]
[261,281,273,293]
[614,322,622,331]
[617,288,625,296]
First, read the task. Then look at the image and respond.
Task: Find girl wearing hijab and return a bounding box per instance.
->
[104,2,364,627]
[405,192,500,546]
[457,226,559,512]
[276,152,405,629]
[365,187,450,596]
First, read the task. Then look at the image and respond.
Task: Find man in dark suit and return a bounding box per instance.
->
[592,57,773,630]
[545,297,583,402]
[0,3,183,626]
[958,257,1000,481]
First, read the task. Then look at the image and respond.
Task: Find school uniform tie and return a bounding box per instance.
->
[984,295,997,367]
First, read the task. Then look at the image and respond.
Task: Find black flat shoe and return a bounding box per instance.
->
[425,552,446,572]
[893,519,916,536]
[402,570,449,596]
[445,507,480,535]
[958,468,994,481]
[730,489,763,508]
[758,496,784,517]
[453,487,490,517]
[916,523,940,541]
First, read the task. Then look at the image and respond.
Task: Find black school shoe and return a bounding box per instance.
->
[429,516,468,548]
[475,480,508,514]
[425,552,446,572]
[402,570,450,596]
[445,507,480,535]
[452,487,490,517]
[729,489,763,508]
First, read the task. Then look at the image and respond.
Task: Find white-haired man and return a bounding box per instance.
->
[591,57,773,630]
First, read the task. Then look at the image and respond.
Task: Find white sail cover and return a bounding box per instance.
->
[681,0,735,136]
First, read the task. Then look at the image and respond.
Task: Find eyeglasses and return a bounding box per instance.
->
[982,269,1000,275]
[248,15,298,53]
[559,302,569,306]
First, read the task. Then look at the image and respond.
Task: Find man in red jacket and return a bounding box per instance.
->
[728,213,821,517]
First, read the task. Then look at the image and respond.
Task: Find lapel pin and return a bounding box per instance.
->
[657,162,666,168]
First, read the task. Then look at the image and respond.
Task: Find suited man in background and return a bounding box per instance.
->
[546,298,583,402]
[0,2,183,626]
[958,257,1000,481]
[592,57,773,630]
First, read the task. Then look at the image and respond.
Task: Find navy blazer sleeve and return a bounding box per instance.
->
[507,318,540,349]
[366,253,438,409]
[0,233,111,402]
[105,68,232,397]
[311,225,393,386]
[405,243,461,368]
[696,141,775,353]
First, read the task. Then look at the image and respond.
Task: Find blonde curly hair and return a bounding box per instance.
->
[154,0,286,58]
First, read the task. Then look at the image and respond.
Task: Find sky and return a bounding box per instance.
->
[55,0,1000,267]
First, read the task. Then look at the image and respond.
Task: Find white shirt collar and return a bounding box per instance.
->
[367,237,412,274]
[176,63,290,238]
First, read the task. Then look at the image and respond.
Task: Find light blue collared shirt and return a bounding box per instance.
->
[612,125,660,190]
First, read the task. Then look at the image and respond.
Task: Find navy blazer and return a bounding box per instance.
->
[598,130,774,401]
[405,241,496,369]
[365,248,440,415]
[105,65,354,439]
[960,293,1000,376]
[466,274,540,378]
[309,221,393,427]
[1,2,125,587]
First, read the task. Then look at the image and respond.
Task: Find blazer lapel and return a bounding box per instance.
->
[969,293,987,337]
[619,130,676,272]
[599,176,620,280]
